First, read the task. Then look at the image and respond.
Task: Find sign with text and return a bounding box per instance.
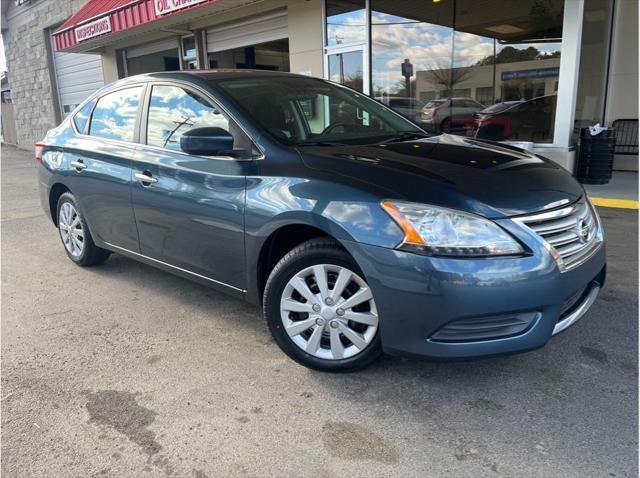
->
[501,67,560,81]
[74,17,112,42]
[154,0,207,16]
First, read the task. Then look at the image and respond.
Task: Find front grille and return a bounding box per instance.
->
[516,199,601,271]
[430,312,539,342]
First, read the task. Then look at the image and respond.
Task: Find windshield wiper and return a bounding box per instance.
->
[381,132,430,143]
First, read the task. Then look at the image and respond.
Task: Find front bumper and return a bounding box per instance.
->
[343,232,606,360]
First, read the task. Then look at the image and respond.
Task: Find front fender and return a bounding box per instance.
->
[243,175,404,303]
[245,176,403,246]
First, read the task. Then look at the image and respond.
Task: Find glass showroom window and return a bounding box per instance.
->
[371,0,454,126]
[326,0,366,46]
[455,0,563,143]
[337,0,566,143]
[325,0,368,93]
[573,0,614,138]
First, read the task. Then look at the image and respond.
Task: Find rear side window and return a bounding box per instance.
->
[73,100,95,133]
[146,85,229,151]
[89,86,143,142]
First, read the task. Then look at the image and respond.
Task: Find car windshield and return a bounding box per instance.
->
[214,76,425,146]
[424,100,446,108]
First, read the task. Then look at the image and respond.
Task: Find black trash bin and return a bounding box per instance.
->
[575,127,616,184]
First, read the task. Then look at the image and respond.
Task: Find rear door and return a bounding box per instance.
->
[130,82,255,290]
[67,85,143,251]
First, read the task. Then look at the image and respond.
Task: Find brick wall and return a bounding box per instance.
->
[4,0,86,149]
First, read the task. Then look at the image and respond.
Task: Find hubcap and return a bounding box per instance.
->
[279,264,379,360]
[58,202,84,257]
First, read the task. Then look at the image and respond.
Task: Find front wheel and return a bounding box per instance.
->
[263,239,382,372]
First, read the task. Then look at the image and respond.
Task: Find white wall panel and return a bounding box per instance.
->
[53,49,104,113]
[206,9,288,53]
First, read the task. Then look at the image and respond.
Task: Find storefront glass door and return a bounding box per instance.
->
[326,48,366,93]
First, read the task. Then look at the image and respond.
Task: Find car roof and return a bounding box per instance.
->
[113,69,309,85]
[93,69,323,99]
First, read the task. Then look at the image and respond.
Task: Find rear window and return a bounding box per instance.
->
[73,100,95,133]
[425,100,445,108]
[89,86,143,143]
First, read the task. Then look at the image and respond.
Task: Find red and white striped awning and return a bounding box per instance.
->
[53,0,219,52]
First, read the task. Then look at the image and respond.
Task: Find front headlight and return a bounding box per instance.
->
[586,196,605,240]
[381,200,524,257]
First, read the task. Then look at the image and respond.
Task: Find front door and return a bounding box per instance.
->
[325,46,368,94]
[131,83,253,290]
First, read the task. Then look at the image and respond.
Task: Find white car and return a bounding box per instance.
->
[420,97,485,132]
[375,97,425,123]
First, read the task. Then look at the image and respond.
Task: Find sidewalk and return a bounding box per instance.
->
[585,171,639,209]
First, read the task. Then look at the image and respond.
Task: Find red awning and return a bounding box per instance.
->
[53,0,219,52]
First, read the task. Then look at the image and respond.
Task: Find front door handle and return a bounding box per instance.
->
[134,172,158,185]
[70,160,86,171]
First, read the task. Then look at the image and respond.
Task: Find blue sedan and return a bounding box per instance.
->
[36,71,605,371]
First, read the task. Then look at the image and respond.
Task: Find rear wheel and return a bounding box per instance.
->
[264,239,382,372]
[56,192,110,266]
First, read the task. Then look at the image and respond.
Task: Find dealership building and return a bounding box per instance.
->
[2,0,638,172]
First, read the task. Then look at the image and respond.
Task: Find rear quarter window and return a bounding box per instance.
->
[73,100,95,134]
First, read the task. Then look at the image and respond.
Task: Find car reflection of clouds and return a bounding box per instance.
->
[428,258,549,288]
[322,202,376,232]
[93,93,140,141]
[253,178,316,213]
[93,117,136,142]
[147,96,228,151]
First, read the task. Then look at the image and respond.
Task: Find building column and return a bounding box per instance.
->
[194,29,207,69]
[553,0,585,149]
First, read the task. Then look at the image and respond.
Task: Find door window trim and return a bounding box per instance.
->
[70,82,148,149]
[88,84,147,145]
[139,80,264,161]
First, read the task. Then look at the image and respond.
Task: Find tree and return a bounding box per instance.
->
[474,46,560,66]
[424,63,472,90]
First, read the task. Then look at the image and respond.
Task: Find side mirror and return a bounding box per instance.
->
[180,127,234,156]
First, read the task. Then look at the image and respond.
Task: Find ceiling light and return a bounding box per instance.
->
[485,24,526,34]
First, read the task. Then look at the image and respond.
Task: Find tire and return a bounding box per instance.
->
[56,192,110,267]
[263,238,382,372]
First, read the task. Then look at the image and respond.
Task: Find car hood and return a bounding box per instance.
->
[297,134,584,218]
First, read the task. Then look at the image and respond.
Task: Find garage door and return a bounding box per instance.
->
[206,9,288,53]
[53,49,104,116]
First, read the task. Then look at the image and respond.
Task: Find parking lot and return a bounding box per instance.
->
[1,144,637,477]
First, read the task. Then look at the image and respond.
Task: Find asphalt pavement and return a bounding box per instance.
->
[2,144,637,477]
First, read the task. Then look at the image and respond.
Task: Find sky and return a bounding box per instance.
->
[327,9,561,94]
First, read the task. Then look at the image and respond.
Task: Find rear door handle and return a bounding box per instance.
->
[70,160,86,171]
[134,172,158,185]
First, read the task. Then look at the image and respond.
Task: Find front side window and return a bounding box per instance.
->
[146,85,229,151]
[89,87,142,142]
[216,76,423,145]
